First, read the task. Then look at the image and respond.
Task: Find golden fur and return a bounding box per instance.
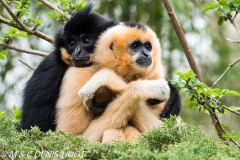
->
[56,24,170,142]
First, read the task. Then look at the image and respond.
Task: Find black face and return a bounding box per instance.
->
[130,40,152,67]
[65,34,97,67]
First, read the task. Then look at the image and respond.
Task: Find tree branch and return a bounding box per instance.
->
[18,59,35,70]
[229,11,240,37]
[0,15,22,29]
[39,0,64,15]
[207,108,227,141]
[223,105,240,116]
[162,0,239,148]
[194,95,228,142]
[0,0,54,43]
[207,107,240,149]
[162,0,203,82]
[230,19,240,37]
[0,42,48,57]
[226,38,240,43]
[212,56,240,87]
[0,0,30,32]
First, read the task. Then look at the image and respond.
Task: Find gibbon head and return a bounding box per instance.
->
[57,5,117,67]
[93,22,163,81]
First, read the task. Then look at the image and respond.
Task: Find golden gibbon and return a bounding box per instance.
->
[56,23,170,142]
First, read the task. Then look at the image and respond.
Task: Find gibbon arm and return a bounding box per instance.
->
[78,68,128,109]
[81,79,170,142]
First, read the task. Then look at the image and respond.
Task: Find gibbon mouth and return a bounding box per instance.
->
[71,56,93,67]
[136,58,152,67]
[73,61,93,68]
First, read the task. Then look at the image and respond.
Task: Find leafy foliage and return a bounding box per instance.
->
[46,0,86,21]
[171,70,240,146]
[13,105,21,120]
[0,116,239,160]
[202,0,240,25]
[0,49,8,60]
[0,0,86,61]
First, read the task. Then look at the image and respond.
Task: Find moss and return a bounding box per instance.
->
[0,117,239,160]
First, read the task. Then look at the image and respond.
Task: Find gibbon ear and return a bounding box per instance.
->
[110,42,114,50]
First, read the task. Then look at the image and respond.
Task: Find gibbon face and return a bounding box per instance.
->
[92,23,163,81]
[58,5,117,67]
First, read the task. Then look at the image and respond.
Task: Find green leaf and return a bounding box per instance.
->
[1,50,8,56]
[219,0,229,6]
[229,106,240,111]
[0,54,4,60]
[0,50,8,60]
[221,123,230,131]
[0,111,6,118]
[202,2,220,12]
[174,71,184,77]
[27,17,35,23]
[222,6,231,13]
[223,132,237,139]
[222,89,240,97]
[74,0,86,10]
[13,105,22,120]
[218,18,224,25]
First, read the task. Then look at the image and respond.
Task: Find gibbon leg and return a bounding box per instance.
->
[82,79,170,142]
[78,68,128,109]
[102,126,140,142]
[130,100,165,133]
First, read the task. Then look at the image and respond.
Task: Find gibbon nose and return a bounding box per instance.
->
[74,47,82,56]
[142,51,151,58]
[142,48,151,58]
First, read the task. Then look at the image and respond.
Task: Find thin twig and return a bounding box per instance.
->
[0,1,54,43]
[162,0,203,82]
[39,0,71,21]
[233,11,238,21]
[230,19,240,37]
[39,0,64,15]
[230,139,240,149]
[18,59,35,70]
[212,57,240,87]
[0,42,48,57]
[223,105,240,116]
[226,38,240,43]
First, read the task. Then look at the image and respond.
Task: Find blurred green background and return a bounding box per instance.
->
[0,0,239,137]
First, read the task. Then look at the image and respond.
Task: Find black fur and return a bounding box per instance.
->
[160,81,181,118]
[21,5,117,132]
[124,22,147,31]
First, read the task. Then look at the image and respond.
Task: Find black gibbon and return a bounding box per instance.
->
[56,23,171,142]
[21,5,117,132]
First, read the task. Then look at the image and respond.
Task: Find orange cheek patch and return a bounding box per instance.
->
[60,48,74,66]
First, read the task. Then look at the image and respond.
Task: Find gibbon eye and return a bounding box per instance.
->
[131,41,141,49]
[69,41,75,47]
[83,38,91,44]
[144,42,152,51]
